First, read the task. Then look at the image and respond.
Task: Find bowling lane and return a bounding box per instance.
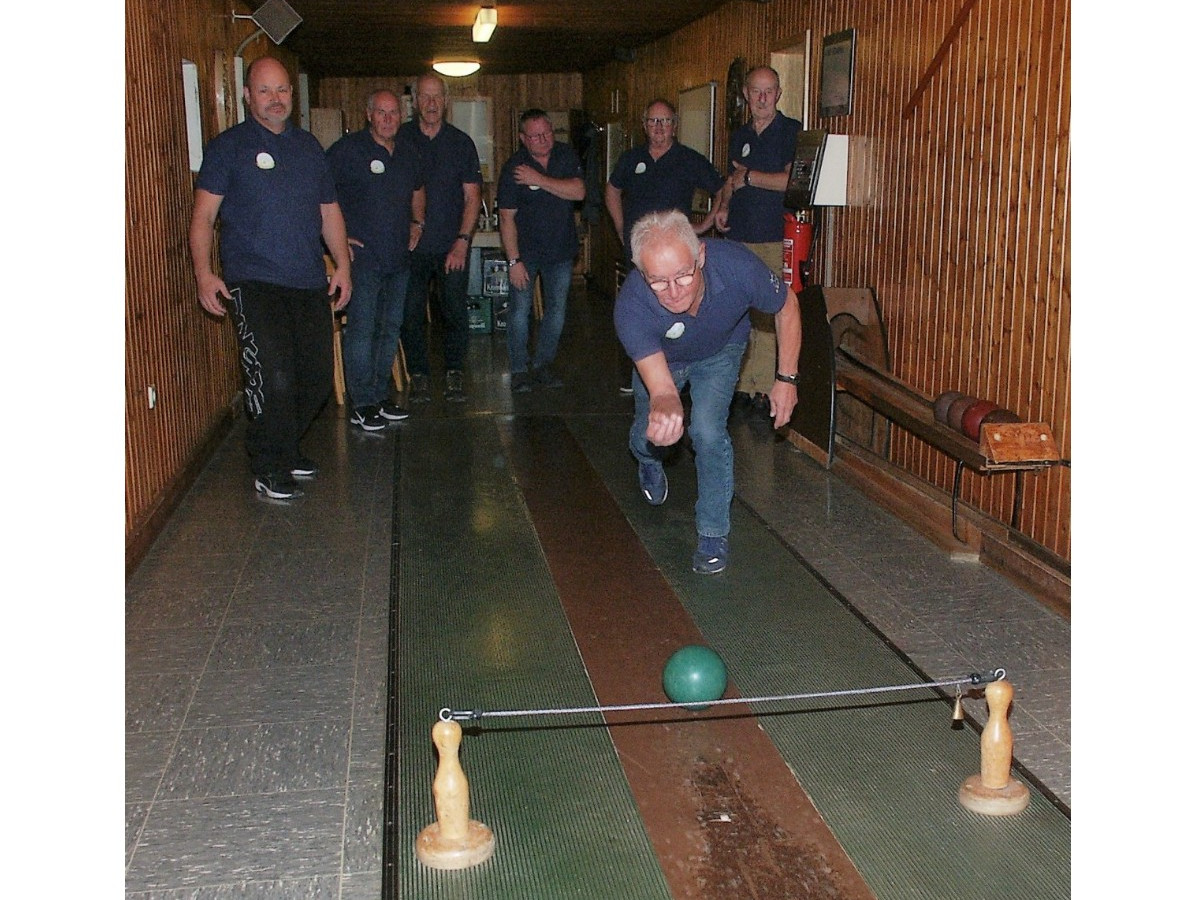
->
[504,415,876,900]
[391,417,671,900]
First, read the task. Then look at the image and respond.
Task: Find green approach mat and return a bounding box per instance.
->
[566,415,1070,900]
[391,418,671,900]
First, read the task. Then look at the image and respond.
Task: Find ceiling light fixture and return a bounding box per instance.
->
[432,60,481,78]
[472,7,497,43]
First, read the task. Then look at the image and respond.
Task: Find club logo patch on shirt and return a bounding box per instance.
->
[741,143,751,157]
[370,160,385,174]
[255,152,275,170]
[665,322,686,339]
[635,162,647,174]
[529,184,541,190]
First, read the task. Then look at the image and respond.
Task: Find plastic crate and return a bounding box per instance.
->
[492,295,509,331]
[467,295,492,334]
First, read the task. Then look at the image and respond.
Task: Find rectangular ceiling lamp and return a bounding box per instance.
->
[473,7,497,43]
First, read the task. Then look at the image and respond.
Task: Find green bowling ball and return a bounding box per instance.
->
[662,645,728,710]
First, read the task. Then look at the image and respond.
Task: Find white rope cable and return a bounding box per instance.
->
[441,668,1004,722]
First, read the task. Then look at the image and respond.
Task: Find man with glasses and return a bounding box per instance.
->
[606,99,724,265]
[496,109,585,392]
[614,210,801,575]
[607,99,724,393]
[714,66,802,417]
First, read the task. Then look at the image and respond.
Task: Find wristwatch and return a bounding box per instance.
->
[743,169,752,188]
[775,371,799,385]
[507,257,522,267]
[456,232,471,243]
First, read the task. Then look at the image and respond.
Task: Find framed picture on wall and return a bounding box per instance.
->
[819,28,856,118]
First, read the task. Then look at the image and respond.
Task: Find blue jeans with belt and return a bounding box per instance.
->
[342,264,409,408]
[629,340,746,538]
[506,258,574,374]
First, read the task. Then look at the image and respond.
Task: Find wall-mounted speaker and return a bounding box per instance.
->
[250,0,303,45]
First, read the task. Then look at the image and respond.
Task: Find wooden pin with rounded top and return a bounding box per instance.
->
[414,719,495,869]
[958,678,1030,815]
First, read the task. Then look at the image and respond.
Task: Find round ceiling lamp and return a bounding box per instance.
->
[432,61,481,77]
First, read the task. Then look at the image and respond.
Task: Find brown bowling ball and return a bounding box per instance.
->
[981,407,1022,427]
[933,391,965,426]
[961,400,1000,441]
[946,395,978,433]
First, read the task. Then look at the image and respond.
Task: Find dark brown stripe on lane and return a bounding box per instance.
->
[502,417,876,900]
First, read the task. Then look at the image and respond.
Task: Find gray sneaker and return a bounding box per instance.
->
[692,535,729,575]
[445,369,466,402]
[511,371,532,394]
[409,373,432,403]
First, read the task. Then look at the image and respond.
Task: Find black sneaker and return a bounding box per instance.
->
[511,371,532,394]
[291,456,318,478]
[254,473,304,499]
[378,401,410,421]
[445,369,466,402]
[532,366,563,389]
[409,373,432,403]
[350,405,387,431]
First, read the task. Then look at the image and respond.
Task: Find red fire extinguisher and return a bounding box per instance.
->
[781,209,815,294]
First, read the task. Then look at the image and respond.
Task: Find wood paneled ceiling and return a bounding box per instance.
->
[268,1,742,78]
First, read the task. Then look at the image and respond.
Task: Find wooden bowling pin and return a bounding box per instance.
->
[958,678,1030,815]
[414,719,496,869]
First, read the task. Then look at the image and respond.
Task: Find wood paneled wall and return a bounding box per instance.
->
[582,0,1070,563]
[125,0,298,572]
[126,0,1069,573]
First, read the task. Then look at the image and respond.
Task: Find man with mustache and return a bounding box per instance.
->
[190,56,352,500]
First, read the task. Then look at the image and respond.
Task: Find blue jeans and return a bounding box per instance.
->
[506,259,574,374]
[342,265,409,408]
[629,341,746,538]
[401,250,470,375]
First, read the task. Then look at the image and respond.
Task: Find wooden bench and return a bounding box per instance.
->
[790,286,1065,542]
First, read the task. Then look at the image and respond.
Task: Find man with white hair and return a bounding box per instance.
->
[613,210,802,574]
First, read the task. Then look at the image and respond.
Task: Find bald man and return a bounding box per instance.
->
[190,56,352,500]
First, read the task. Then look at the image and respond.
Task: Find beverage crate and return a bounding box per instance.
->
[467,295,492,334]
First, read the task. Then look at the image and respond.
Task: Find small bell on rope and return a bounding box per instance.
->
[951,685,965,722]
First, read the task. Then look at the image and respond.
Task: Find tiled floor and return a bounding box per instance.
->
[125,287,1069,897]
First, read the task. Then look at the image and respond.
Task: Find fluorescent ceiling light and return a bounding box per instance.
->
[473,7,497,43]
[433,60,481,77]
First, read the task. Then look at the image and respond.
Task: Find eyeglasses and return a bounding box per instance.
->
[643,116,676,127]
[646,266,697,292]
[523,130,554,141]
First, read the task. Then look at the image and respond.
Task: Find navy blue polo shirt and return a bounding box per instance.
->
[326,128,424,274]
[609,142,724,249]
[614,239,786,366]
[195,116,336,290]
[399,120,482,255]
[724,112,803,243]
[495,142,584,265]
